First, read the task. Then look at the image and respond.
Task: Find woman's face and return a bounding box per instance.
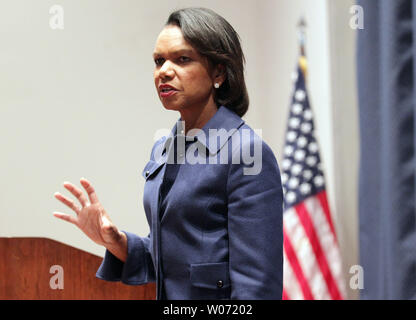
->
[153,25,218,112]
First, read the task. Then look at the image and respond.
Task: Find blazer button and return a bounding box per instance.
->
[145,170,150,178]
[216,280,223,288]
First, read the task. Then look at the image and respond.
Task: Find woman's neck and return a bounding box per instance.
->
[179,102,218,136]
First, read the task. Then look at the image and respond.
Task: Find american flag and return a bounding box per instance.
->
[281,56,346,300]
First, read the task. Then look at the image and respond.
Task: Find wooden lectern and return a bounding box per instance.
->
[0,237,156,300]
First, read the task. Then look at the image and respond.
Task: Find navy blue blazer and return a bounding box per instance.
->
[96,105,284,300]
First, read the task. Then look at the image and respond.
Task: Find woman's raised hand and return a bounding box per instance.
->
[53,178,123,248]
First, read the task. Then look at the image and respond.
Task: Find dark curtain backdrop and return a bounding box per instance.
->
[357,0,416,299]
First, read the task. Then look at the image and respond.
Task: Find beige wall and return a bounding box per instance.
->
[327,0,359,300]
[0,0,359,299]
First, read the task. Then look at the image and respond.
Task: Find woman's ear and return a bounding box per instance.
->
[213,64,226,86]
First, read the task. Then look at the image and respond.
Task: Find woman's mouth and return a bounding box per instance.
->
[160,89,178,98]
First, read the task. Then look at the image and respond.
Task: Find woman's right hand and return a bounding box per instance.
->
[53,177,124,249]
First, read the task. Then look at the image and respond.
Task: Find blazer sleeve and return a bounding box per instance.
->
[95,138,167,285]
[226,137,284,299]
[95,231,156,285]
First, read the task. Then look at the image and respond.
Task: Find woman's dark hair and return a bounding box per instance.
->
[166,7,249,117]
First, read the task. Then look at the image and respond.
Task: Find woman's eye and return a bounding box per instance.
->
[154,58,164,66]
[179,56,190,63]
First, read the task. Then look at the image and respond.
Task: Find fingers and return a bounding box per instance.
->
[53,211,77,225]
[63,181,89,208]
[54,192,80,214]
[79,177,99,205]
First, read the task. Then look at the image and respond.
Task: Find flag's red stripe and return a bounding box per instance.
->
[282,288,290,300]
[294,202,343,300]
[316,191,338,243]
[283,228,314,300]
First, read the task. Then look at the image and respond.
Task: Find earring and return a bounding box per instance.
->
[214,83,220,89]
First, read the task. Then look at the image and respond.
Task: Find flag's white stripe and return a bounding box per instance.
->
[283,250,304,299]
[304,196,347,297]
[284,207,330,299]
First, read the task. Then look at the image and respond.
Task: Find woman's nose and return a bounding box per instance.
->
[158,61,174,79]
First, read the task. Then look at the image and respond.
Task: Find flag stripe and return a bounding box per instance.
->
[284,207,330,299]
[304,195,346,297]
[282,288,290,300]
[294,202,343,300]
[316,190,338,243]
[283,250,304,299]
[283,227,314,300]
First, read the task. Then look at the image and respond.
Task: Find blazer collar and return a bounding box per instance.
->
[162,105,245,156]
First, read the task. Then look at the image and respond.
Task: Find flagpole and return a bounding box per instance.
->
[297,16,306,57]
[297,17,307,77]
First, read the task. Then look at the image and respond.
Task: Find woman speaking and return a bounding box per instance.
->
[53,7,284,300]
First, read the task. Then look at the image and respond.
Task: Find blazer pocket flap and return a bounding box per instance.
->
[190,262,230,289]
[141,160,164,180]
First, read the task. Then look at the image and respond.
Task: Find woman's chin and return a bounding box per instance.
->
[161,102,184,112]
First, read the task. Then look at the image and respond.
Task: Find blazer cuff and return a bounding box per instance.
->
[95,231,148,285]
